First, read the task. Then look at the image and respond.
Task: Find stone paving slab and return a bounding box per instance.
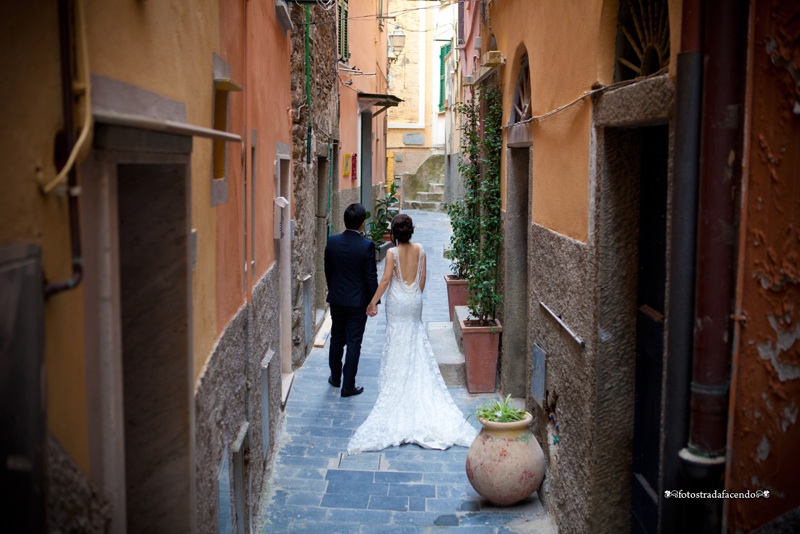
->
[260,210,557,533]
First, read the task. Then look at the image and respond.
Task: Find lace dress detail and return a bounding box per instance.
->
[347,245,478,454]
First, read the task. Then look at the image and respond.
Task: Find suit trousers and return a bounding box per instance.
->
[328,304,369,389]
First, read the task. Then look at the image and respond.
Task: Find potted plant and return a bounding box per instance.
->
[459,85,504,394]
[444,201,473,320]
[465,396,546,506]
[445,93,482,320]
[365,182,400,261]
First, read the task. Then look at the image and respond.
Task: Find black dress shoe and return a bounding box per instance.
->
[341,386,364,398]
[328,376,340,388]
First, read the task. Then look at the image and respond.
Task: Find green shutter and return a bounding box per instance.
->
[439,43,451,111]
[338,1,349,61]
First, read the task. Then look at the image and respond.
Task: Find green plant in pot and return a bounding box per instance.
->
[458,85,504,394]
[365,181,399,247]
[444,93,482,319]
[466,395,545,507]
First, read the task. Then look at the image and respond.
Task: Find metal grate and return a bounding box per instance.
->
[614,0,670,82]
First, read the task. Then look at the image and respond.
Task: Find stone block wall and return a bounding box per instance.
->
[289,4,338,368]
[195,266,281,534]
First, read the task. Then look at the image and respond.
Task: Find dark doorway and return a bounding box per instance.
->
[117,163,192,532]
[631,125,669,533]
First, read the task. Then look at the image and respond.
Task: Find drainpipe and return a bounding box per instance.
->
[681,0,747,531]
[661,0,703,531]
[45,0,87,299]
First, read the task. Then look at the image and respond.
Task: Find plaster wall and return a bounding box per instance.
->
[247,0,292,276]
[87,0,221,374]
[215,0,247,344]
[490,1,605,242]
[337,0,390,202]
[503,62,673,534]
[1,0,90,471]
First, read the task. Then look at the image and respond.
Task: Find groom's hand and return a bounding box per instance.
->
[367,303,378,317]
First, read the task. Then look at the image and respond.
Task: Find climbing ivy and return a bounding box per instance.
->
[468,85,504,325]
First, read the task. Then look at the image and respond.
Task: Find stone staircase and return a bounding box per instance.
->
[403,181,446,212]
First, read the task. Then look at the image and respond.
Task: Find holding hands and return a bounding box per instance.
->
[367,303,379,317]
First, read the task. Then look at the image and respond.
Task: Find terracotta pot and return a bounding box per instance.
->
[444,275,469,321]
[466,412,545,506]
[460,318,502,393]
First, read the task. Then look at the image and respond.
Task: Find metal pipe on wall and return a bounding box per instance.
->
[661,0,703,530]
[45,0,85,299]
[681,0,748,531]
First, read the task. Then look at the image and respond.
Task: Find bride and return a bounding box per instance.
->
[347,214,478,454]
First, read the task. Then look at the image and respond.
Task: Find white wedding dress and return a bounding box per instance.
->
[347,244,478,454]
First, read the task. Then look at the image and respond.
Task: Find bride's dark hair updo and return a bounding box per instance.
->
[391,213,415,244]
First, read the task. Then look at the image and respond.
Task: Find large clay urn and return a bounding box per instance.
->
[465,412,545,506]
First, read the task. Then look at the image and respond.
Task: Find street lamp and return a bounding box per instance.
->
[388,26,406,63]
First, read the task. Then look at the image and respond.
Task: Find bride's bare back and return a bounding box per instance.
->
[394,243,426,291]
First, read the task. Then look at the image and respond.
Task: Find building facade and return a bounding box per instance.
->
[2,0,313,531]
[455,0,799,533]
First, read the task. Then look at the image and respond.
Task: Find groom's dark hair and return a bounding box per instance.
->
[344,203,367,230]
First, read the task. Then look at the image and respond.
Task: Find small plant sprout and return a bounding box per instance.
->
[472,394,526,423]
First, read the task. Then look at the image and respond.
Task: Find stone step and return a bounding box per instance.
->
[428,322,465,387]
[416,191,443,202]
[429,182,445,193]
[402,200,446,212]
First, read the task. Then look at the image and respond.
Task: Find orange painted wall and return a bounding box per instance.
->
[338,0,389,196]
[247,1,291,278]
[215,0,247,336]
[489,1,603,242]
[489,0,681,243]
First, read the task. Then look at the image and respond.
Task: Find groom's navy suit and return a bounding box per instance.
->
[325,229,379,390]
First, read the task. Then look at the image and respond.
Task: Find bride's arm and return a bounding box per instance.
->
[367,250,394,315]
[419,250,427,293]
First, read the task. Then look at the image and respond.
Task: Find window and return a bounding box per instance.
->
[338,0,349,61]
[439,43,451,112]
[211,53,242,206]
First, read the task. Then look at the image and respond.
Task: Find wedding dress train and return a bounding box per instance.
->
[347,245,478,454]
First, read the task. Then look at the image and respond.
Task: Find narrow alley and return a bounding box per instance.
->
[4,1,799,533]
[261,210,555,533]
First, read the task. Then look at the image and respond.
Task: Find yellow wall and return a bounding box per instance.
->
[491,1,604,242]
[87,0,221,379]
[491,0,682,242]
[1,1,92,471]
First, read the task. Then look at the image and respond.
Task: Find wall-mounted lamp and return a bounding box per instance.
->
[388,26,406,64]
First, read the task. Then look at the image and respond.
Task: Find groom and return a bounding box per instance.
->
[324,203,379,397]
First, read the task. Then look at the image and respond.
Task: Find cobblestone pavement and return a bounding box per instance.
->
[260,210,556,533]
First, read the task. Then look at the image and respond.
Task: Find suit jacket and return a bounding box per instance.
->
[325,230,379,308]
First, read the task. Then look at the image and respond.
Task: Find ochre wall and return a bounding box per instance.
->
[88,0,221,379]
[215,0,246,341]
[247,0,290,278]
[490,1,603,242]
[1,0,89,472]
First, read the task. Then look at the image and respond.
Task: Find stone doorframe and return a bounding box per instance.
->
[81,123,195,532]
[588,74,674,532]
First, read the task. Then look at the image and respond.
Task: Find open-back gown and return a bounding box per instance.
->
[347,244,478,454]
